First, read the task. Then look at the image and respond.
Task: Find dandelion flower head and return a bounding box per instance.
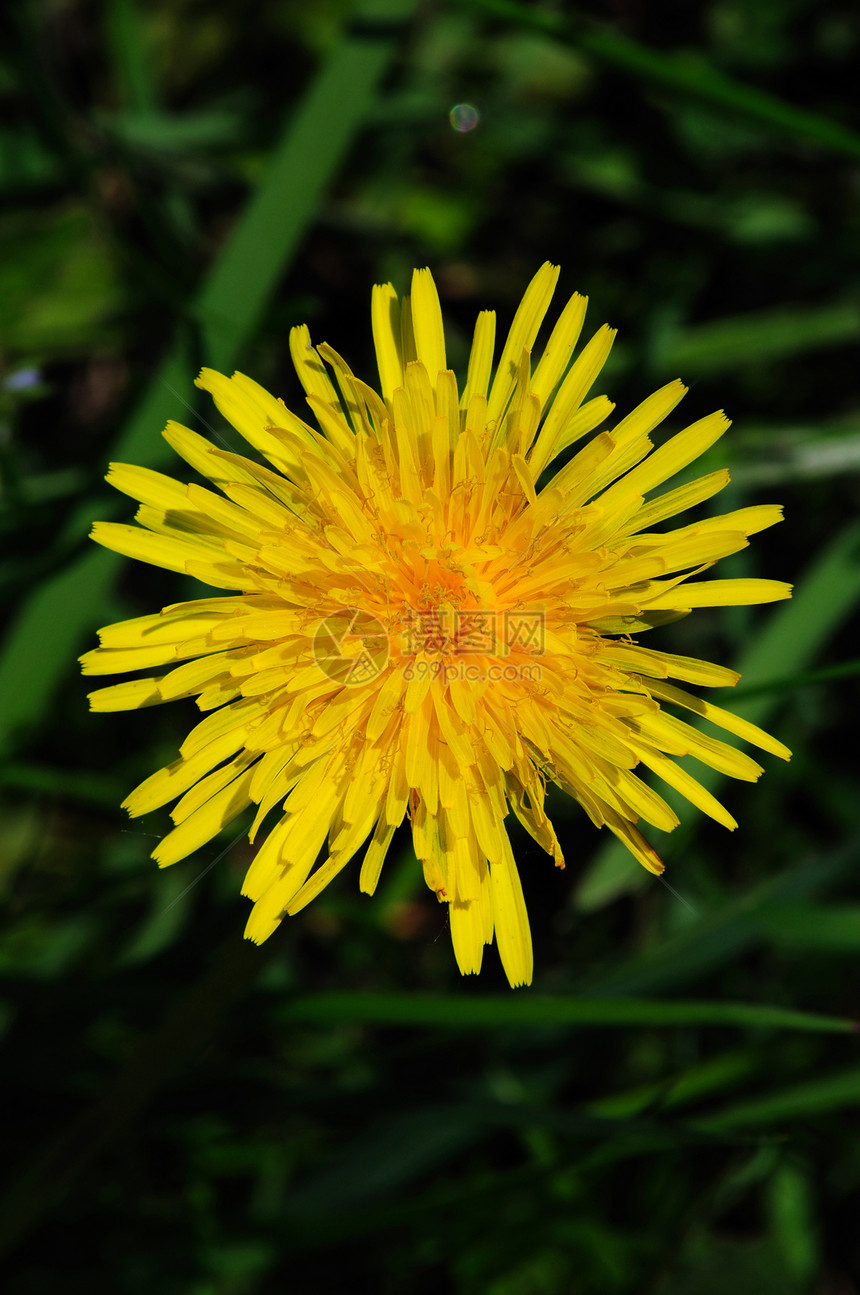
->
[82,265,791,986]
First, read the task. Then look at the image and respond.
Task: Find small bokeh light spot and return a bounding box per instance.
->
[449,103,480,133]
[4,367,41,392]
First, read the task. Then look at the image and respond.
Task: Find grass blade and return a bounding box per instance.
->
[0,0,416,757]
[657,300,860,376]
[464,0,860,160]
[276,991,856,1033]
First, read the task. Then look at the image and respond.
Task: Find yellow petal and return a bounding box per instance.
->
[638,710,764,781]
[107,463,191,512]
[530,290,588,413]
[631,741,738,830]
[153,765,255,868]
[195,369,304,472]
[123,726,250,818]
[607,410,730,504]
[490,836,533,988]
[547,394,615,461]
[96,606,235,651]
[640,577,793,610]
[610,379,687,447]
[647,678,792,761]
[371,281,403,401]
[410,268,447,383]
[449,894,487,976]
[171,751,258,824]
[359,816,398,896]
[87,678,165,711]
[286,850,352,914]
[460,310,496,410]
[603,808,665,874]
[529,324,617,476]
[600,643,740,689]
[90,522,245,588]
[487,262,559,428]
[625,469,731,532]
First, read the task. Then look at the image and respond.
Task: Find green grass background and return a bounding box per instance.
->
[2,0,860,1290]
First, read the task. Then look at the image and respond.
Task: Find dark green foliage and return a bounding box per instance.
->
[2,0,860,1290]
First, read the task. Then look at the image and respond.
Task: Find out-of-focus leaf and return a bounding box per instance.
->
[732,428,860,487]
[103,0,157,113]
[0,917,98,979]
[654,1234,799,1295]
[586,1051,755,1119]
[0,125,62,192]
[0,760,124,806]
[759,904,860,951]
[766,1161,819,1285]
[97,109,244,153]
[0,206,123,354]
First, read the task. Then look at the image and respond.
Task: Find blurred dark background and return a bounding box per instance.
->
[3,0,860,1291]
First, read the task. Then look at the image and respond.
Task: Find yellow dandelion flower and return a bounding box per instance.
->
[81,264,791,987]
